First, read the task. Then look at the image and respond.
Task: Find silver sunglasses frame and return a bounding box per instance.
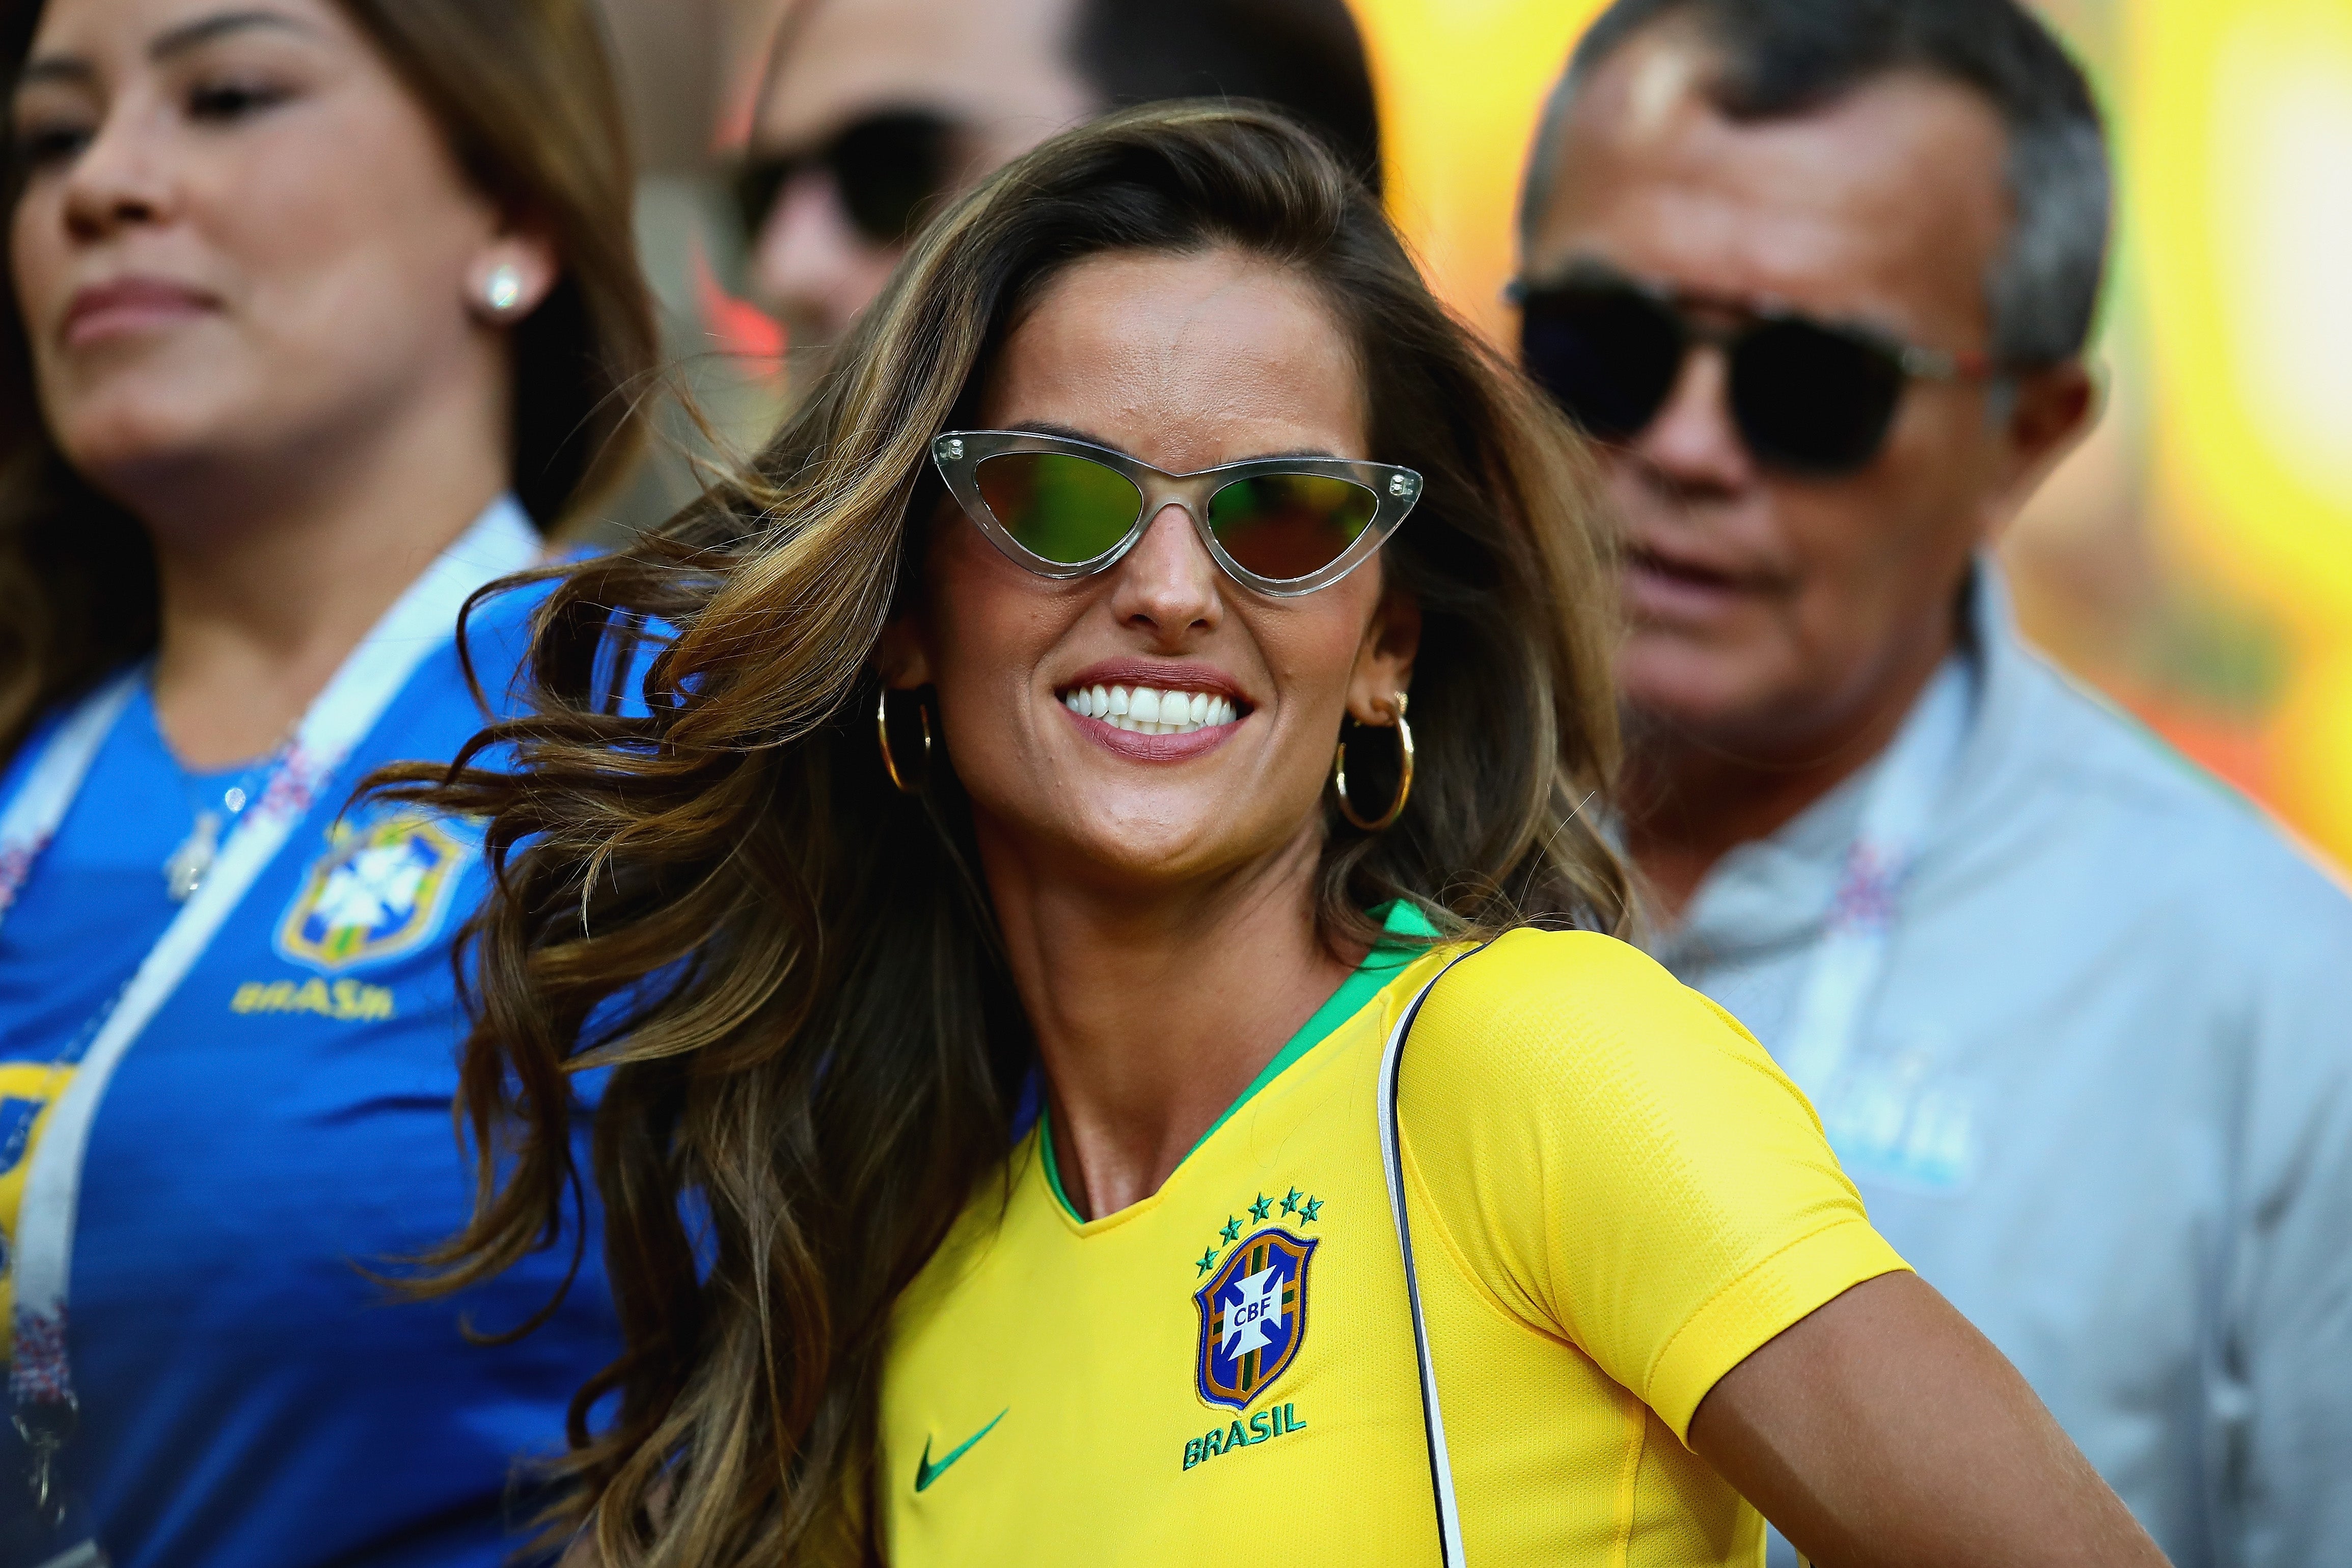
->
[930,430,1423,597]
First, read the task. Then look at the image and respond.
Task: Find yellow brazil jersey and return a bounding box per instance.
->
[881,916,1908,1565]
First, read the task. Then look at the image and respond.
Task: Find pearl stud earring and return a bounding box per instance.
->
[483,263,524,315]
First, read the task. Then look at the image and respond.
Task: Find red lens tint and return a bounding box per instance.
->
[1205,475,1377,582]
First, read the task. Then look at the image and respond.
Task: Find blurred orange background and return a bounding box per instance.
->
[608,0,2352,871]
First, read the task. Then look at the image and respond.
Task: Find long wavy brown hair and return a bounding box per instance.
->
[378,103,1628,1566]
[0,0,656,759]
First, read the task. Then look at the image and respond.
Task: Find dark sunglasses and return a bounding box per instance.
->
[1515,266,1997,475]
[932,431,1423,597]
[730,108,956,249]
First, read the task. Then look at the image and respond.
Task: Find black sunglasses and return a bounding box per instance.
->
[730,108,956,249]
[1515,266,1997,475]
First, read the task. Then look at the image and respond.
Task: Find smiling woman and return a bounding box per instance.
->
[0,0,652,1563]
[380,105,2164,1568]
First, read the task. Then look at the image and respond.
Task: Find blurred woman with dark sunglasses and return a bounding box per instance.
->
[735,0,1381,368]
[387,107,2164,1568]
[0,0,653,1561]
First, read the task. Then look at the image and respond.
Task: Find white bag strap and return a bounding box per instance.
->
[1376,944,1486,1568]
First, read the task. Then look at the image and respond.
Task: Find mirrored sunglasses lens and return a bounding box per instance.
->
[1519,286,1685,438]
[1206,475,1378,582]
[1731,319,1905,473]
[974,452,1142,566]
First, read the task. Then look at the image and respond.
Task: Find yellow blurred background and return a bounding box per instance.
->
[607,0,2352,871]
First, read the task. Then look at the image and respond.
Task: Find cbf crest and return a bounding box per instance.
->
[1194,1227,1317,1411]
[276,814,472,972]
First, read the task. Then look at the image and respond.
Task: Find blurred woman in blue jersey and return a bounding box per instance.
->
[0,0,654,1562]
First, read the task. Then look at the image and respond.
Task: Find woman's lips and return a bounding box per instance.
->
[1061,707,1240,762]
[1054,678,1247,762]
[62,278,217,348]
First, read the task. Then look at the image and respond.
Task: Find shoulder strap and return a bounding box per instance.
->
[1376,943,1487,1568]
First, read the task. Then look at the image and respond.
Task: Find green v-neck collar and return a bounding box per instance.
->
[1038,901,1444,1223]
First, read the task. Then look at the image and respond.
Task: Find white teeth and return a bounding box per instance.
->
[1057,683,1243,737]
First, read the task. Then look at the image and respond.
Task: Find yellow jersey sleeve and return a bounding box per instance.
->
[1398,928,1909,1441]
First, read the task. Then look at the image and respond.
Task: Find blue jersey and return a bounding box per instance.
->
[0,585,611,1567]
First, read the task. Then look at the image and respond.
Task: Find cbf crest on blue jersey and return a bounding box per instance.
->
[1194,1227,1317,1411]
[275,813,472,972]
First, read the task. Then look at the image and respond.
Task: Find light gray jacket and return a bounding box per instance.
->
[1654,567,2352,1568]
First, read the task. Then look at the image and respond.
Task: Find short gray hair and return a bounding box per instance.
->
[1522,0,2112,368]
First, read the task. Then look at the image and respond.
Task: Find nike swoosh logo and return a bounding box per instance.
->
[914,1408,1008,1493]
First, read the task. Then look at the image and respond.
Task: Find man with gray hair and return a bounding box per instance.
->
[1515,3,2352,1564]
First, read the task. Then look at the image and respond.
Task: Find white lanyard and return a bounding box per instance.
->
[1776,656,1975,1101]
[0,499,538,1490]
[0,680,139,923]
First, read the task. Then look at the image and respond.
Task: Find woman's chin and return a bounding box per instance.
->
[54,397,244,493]
[998,790,1292,891]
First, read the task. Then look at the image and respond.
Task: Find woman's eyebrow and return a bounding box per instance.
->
[14,8,313,88]
[150,9,317,61]
[1000,422,1343,467]
[16,11,313,95]
[17,53,97,89]
[1005,420,1107,447]
[1238,446,1343,462]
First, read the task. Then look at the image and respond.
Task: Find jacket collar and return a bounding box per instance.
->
[1655,555,2031,965]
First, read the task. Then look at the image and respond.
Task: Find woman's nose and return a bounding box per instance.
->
[60,100,178,240]
[1108,503,1223,641]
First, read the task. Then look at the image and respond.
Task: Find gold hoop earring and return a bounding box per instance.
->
[1333,693,1413,832]
[877,687,932,794]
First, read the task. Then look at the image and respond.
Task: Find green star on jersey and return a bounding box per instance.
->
[1220,1216,1242,1244]
[1301,1197,1324,1224]
[1248,1193,1273,1222]
[1195,1247,1219,1276]
[1281,1187,1303,1216]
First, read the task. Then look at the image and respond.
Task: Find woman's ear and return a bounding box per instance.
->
[877,502,953,690]
[1345,583,1420,725]
[465,228,562,325]
[876,613,934,692]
